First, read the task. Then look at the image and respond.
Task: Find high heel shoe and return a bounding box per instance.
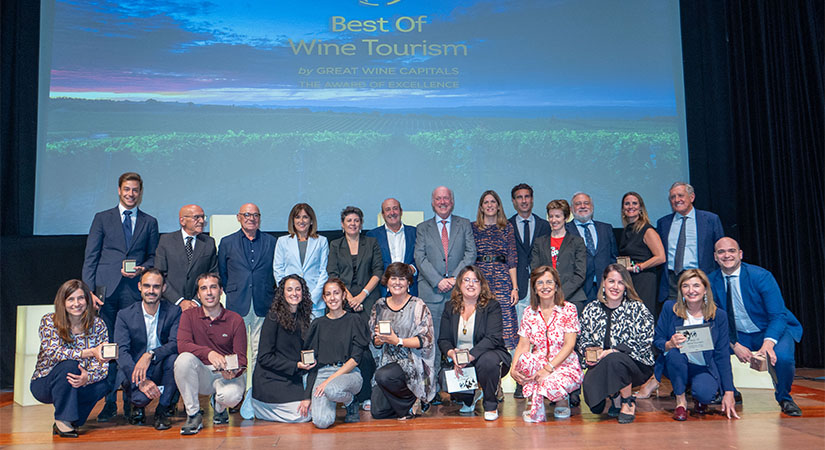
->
[53,423,78,438]
[634,378,660,399]
[617,396,636,424]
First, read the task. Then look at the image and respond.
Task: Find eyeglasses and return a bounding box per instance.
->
[184,215,206,221]
[239,213,261,219]
[463,278,480,285]
[535,280,555,287]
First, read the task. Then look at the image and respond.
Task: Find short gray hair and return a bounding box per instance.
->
[669,182,694,196]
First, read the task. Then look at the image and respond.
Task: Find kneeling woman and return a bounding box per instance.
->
[438,266,512,421]
[578,264,654,424]
[304,278,369,428]
[241,275,315,422]
[31,279,112,438]
[654,269,739,421]
[369,262,436,420]
[511,266,583,422]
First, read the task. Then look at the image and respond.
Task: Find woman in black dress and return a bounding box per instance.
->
[618,192,665,315]
[578,264,654,424]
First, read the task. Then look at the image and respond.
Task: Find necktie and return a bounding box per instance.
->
[122,210,133,248]
[522,219,530,247]
[185,236,194,263]
[725,275,739,343]
[580,223,596,256]
[441,220,449,275]
[673,215,687,274]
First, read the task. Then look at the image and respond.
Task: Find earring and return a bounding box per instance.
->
[602,287,606,298]
[623,290,627,300]
[703,294,708,304]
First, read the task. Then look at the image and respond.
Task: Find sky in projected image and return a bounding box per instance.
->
[37,0,688,234]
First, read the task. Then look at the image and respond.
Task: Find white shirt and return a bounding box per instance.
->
[118,203,137,233]
[685,313,706,366]
[516,213,536,245]
[142,303,160,352]
[386,224,407,263]
[436,215,453,239]
[457,310,476,350]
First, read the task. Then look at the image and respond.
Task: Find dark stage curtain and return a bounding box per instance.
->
[724,1,824,367]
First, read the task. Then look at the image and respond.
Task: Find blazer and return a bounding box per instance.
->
[82,206,159,300]
[414,215,477,304]
[218,229,277,318]
[656,209,724,302]
[530,233,587,303]
[565,220,618,301]
[708,263,803,344]
[437,299,512,367]
[114,300,181,379]
[252,315,311,403]
[509,214,551,300]
[366,224,419,297]
[155,231,218,305]
[653,300,734,393]
[327,235,384,311]
[272,235,329,311]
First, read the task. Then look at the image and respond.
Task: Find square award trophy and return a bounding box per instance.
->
[224,354,240,371]
[301,350,316,366]
[101,343,119,359]
[585,347,603,364]
[122,259,137,273]
[378,320,392,335]
[455,349,470,365]
[750,353,768,372]
[616,256,632,268]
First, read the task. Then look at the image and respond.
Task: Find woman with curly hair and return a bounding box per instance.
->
[240,274,316,422]
[437,266,511,420]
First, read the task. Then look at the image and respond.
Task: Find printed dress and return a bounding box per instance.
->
[472,222,518,349]
[516,302,583,415]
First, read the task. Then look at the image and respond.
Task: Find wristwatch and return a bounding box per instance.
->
[148,349,156,360]
[395,337,404,347]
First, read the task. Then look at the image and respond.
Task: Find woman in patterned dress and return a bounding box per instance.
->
[510,266,583,422]
[471,190,519,349]
[30,279,112,437]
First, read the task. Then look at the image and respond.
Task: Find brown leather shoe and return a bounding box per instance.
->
[673,405,687,421]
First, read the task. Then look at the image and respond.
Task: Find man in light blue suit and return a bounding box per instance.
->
[414,186,477,385]
[657,182,724,304]
[83,172,159,421]
[366,198,418,297]
[218,203,277,377]
[709,237,804,416]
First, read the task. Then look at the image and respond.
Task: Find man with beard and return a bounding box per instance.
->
[565,192,618,306]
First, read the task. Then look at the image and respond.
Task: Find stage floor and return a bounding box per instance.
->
[2,369,823,449]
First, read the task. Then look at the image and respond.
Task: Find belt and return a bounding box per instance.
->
[476,255,506,263]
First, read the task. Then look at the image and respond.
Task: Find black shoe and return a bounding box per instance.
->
[53,423,78,438]
[617,396,636,424]
[780,399,802,417]
[344,401,360,423]
[569,390,581,408]
[153,409,172,430]
[166,403,178,417]
[96,401,117,422]
[513,384,525,399]
[734,391,743,404]
[180,411,203,435]
[607,395,620,418]
[128,406,146,425]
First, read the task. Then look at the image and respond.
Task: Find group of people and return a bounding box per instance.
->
[31,173,804,438]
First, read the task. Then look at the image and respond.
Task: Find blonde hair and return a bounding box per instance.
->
[672,269,717,320]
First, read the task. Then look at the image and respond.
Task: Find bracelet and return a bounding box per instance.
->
[362,288,370,297]
[546,362,555,372]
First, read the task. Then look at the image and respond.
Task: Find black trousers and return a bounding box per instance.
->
[582,351,653,408]
[439,351,509,412]
[371,363,416,419]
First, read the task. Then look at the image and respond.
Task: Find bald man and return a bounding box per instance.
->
[156,204,218,310]
[218,203,276,376]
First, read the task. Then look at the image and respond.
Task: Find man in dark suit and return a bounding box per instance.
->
[508,183,550,321]
[156,204,218,311]
[709,237,804,416]
[657,182,724,303]
[366,198,418,297]
[114,269,181,429]
[83,171,159,421]
[218,203,276,377]
[414,186,477,381]
[566,192,618,305]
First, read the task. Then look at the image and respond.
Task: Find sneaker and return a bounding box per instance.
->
[344,401,360,423]
[212,395,229,425]
[361,400,371,411]
[484,410,499,421]
[96,401,117,422]
[153,409,171,431]
[553,406,571,419]
[180,411,203,435]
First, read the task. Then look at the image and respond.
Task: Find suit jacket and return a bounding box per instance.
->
[437,299,512,367]
[366,224,419,297]
[218,229,277,318]
[327,235,384,311]
[272,235,329,311]
[656,209,724,302]
[709,262,803,343]
[114,300,180,379]
[414,215,477,304]
[566,220,618,301]
[653,300,734,393]
[82,206,159,300]
[509,214,550,300]
[155,231,218,305]
[531,233,587,303]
